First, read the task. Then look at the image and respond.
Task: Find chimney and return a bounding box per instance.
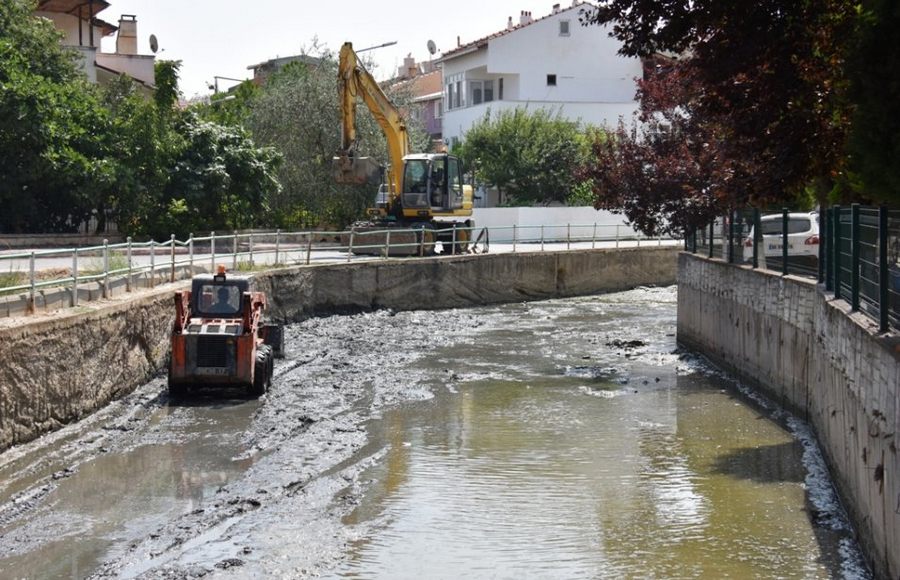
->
[402,54,418,78]
[552,3,560,13]
[519,11,533,26]
[457,35,461,47]
[507,16,514,30]
[116,14,138,55]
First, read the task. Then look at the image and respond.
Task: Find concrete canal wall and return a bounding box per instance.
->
[677,252,899,580]
[0,247,678,451]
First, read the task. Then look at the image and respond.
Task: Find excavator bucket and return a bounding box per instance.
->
[333,155,382,185]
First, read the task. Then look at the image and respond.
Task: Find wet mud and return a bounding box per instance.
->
[0,287,869,579]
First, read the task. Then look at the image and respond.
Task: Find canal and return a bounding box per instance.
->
[0,287,868,578]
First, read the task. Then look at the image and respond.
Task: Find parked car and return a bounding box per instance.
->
[743,212,820,269]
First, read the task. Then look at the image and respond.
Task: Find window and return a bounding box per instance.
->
[559,20,570,36]
[498,77,504,100]
[454,81,461,108]
[435,100,442,119]
[447,83,454,110]
[547,74,557,86]
[469,80,494,106]
[483,80,494,102]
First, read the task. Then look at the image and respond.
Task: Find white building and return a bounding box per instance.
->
[437,2,642,145]
[34,0,156,93]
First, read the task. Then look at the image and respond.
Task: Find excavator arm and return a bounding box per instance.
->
[334,42,410,208]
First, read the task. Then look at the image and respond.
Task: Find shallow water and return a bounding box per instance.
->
[330,288,857,579]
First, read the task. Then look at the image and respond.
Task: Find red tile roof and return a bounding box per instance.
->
[439,2,591,60]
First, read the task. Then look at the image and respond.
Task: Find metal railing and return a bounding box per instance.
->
[686,205,900,333]
[0,223,679,317]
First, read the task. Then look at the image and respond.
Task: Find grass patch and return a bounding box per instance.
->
[0,270,25,295]
[82,254,129,276]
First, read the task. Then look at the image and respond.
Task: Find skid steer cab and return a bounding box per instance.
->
[168,266,283,398]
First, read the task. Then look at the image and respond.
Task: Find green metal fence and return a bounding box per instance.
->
[687,205,900,333]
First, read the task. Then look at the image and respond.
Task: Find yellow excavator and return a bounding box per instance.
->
[333,42,475,255]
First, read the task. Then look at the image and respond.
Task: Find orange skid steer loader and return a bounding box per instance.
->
[168,267,283,398]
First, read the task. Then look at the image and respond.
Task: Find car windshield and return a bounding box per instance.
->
[197,284,241,316]
[760,218,811,236]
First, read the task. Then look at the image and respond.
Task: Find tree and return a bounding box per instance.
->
[846,0,900,204]
[157,112,281,237]
[458,108,590,205]
[104,65,281,238]
[579,0,858,235]
[0,0,114,233]
[246,48,429,228]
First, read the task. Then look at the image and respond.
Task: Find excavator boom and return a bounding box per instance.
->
[334,42,409,204]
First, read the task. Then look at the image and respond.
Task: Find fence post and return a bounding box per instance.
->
[833,206,842,299]
[211,231,217,273]
[126,237,133,291]
[708,221,714,258]
[170,234,176,283]
[452,224,458,255]
[418,227,426,257]
[348,229,355,262]
[823,209,831,288]
[249,232,255,267]
[751,209,759,268]
[512,224,517,253]
[232,230,239,270]
[28,251,35,314]
[540,225,545,251]
[593,223,597,249]
[275,228,281,265]
[567,224,571,250]
[384,229,391,259]
[878,206,889,332]
[818,209,826,283]
[306,232,313,265]
[103,239,109,298]
[72,248,79,307]
[616,224,620,248]
[188,233,194,274]
[851,203,860,311]
[149,240,155,289]
[728,210,735,264]
[781,208,789,275]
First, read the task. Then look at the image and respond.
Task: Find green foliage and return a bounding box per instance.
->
[153,60,182,112]
[0,0,114,233]
[846,0,900,204]
[458,108,590,205]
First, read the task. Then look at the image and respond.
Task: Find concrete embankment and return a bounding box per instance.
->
[0,247,678,451]
[676,252,899,580]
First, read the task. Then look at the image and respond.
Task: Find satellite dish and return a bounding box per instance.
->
[149,34,158,54]
[427,39,437,55]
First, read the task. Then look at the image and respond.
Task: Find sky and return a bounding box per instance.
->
[98,0,594,98]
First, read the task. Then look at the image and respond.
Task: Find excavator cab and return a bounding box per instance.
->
[402,154,466,212]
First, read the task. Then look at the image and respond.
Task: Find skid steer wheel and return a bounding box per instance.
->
[250,345,273,397]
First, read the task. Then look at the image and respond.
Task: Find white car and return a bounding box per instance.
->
[743,212,820,263]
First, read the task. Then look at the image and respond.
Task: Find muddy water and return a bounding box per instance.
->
[0,398,257,579]
[0,287,867,579]
[329,289,861,579]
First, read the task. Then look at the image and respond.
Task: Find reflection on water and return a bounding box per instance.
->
[0,402,256,580]
[332,289,849,579]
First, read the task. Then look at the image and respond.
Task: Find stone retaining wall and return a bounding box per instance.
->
[677,252,899,580]
[0,247,678,451]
